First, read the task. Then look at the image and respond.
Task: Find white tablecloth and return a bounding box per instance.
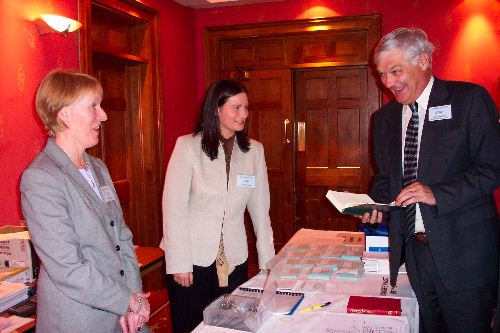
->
[194,228,419,333]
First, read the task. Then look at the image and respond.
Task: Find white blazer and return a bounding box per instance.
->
[162,133,275,274]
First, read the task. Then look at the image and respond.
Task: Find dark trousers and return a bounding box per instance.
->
[491,216,500,333]
[166,261,248,333]
[406,238,495,333]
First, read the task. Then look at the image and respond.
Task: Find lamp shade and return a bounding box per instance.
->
[40,14,82,33]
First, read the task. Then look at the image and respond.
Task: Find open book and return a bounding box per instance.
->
[326,190,402,216]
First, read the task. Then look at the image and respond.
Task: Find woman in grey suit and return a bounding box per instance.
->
[20,70,150,333]
[162,80,275,332]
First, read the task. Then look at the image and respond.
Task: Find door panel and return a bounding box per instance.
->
[82,0,165,315]
[91,59,133,225]
[81,0,164,248]
[209,17,381,274]
[295,67,372,232]
[234,70,294,273]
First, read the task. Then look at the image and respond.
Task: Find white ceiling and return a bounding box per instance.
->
[173,0,283,9]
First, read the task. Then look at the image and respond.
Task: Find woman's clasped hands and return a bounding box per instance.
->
[119,291,151,333]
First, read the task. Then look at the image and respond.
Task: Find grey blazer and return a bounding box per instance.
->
[20,138,145,333]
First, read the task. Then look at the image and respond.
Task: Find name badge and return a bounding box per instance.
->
[429,104,452,121]
[237,175,256,188]
[99,185,115,203]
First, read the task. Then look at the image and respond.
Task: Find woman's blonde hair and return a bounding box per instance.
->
[35,69,103,136]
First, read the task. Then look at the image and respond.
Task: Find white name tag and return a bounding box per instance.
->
[99,185,115,203]
[429,104,452,121]
[237,175,256,188]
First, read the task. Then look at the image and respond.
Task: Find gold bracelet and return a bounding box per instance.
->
[128,291,142,314]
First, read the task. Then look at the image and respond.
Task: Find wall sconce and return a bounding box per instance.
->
[36,14,82,36]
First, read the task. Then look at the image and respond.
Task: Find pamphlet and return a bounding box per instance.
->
[326,190,402,216]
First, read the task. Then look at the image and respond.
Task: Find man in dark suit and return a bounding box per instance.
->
[363,27,500,332]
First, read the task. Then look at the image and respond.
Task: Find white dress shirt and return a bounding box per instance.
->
[401,76,434,233]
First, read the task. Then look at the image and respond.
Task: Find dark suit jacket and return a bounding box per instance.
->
[369,77,500,292]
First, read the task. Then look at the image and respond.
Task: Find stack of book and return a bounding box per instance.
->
[0,281,29,313]
[307,266,332,280]
[0,267,29,284]
[336,261,365,280]
[362,251,390,275]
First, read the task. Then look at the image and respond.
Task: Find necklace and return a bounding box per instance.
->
[76,159,88,169]
[83,168,98,190]
[56,144,87,169]
[79,166,101,199]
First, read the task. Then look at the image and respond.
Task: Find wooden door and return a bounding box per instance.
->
[80,0,164,247]
[207,15,381,259]
[90,57,134,234]
[81,0,167,317]
[239,69,294,270]
[294,67,375,232]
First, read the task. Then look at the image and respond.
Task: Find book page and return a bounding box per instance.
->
[326,191,374,210]
[326,191,402,216]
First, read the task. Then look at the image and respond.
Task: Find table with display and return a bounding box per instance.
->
[194,228,419,333]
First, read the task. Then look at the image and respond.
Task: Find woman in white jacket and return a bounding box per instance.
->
[162,80,275,333]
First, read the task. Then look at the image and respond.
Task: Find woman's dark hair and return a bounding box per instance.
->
[195,80,250,160]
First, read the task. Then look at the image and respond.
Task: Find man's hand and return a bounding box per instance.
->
[359,210,383,224]
[396,182,436,207]
[173,272,193,287]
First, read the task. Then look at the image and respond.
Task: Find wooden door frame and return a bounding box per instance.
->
[205,14,382,181]
[293,66,378,232]
[79,0,161,72]
[206,14,381,236]
[206,14,380,86]
[78,0,164,246]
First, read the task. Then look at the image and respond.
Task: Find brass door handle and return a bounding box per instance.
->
[284,119,290,144]
[297,122,305,151]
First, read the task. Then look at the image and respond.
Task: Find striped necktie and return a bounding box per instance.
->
[403,102,419,241]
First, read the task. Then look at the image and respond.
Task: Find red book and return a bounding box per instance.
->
[347,296,402,316]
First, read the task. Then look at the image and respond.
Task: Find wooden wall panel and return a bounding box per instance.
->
[207,15,380,247]
[259,78,282,108]
[337,76,360,99]
[221,39,285,70]
[83,0,164,247]
[306,109,329,168]
[222,43,254,67]
[289,31,367,65]
[242,70,294,256]
[305,78,328,100]
[337,108,360,167]
[91,9,131,54]
[296,66,374,233]
[257,110,283,170]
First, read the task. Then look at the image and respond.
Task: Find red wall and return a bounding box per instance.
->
[1,0,498,225]
[141,0,198,163]
[0,0,197,226]
[0,0,80,225]
[194,0,500,107]
[193,0,500,215]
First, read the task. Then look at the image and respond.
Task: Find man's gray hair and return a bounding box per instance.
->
[374,28,435,68]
